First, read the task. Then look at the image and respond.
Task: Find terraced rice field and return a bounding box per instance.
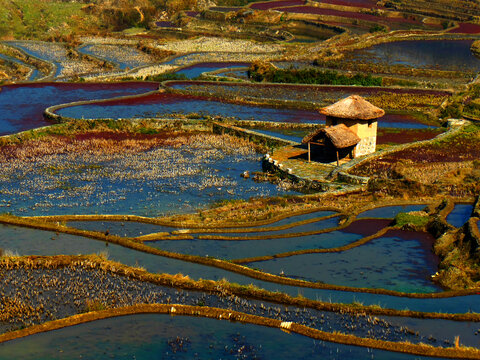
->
[1,37,479,359]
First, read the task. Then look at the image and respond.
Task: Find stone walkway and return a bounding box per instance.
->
[269,145,343,182]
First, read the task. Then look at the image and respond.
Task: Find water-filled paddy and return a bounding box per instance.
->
[248,229,441,293]
[348,40,480,72]
[173,62,250,79]
[7,41,101,78]
[0,53,40,81]
[151,219,391,259]
[446,204,474,228]
[0,134,296,216]
[167,81,450,106]
[3,223,480,313]
[57,92,323,123]
[357,205,427,219]
[78,44,155,70]
[0,82,159,136]
[0,224,272,285]
[0,314,439,360]
[195,215,341,238]
[56,92,436,128]
[68,221,175,238]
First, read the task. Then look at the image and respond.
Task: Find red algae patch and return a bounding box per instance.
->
[250,0,305,10]
[321,0,381,8]
[449,23,480,34]
[342,218,392,236]
[377,128,443,145]
[274,6,420,24]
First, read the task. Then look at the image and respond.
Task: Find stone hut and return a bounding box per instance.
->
[302,124,360,165]
[320,95,384,157]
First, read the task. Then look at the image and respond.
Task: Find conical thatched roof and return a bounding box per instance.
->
[302,124,360,149]
[320,95,385,120]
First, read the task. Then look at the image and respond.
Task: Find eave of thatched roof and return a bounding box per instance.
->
[324,124,360,148]
[302,124,360,149]
[302,127,323,144]
[320,95,385,120]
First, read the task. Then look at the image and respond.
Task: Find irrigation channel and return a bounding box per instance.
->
[0,44,478,357]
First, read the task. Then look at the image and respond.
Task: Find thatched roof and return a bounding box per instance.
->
[320,95,385,120]
[302,124,360,149]
[302,127,323,144]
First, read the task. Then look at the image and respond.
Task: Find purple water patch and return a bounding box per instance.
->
[185,11,199,17]
[209,6,242,11]
[156,21,176,27]
[0,82,159,136]
[250,0,305,10]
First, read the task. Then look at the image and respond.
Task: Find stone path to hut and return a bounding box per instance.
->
[270,145,338,182]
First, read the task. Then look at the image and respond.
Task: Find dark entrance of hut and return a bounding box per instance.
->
[302,124,360,166]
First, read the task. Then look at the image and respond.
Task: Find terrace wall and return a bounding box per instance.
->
[212,122,298,148]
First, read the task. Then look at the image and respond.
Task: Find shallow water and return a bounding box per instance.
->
[446,204,474,228]
[2,223,480,313]
[79,44,154,70]
[57,92,323,123]
[0,149,295,216]
[248,229,441,293]
[0,82,159,136]
[68,221,176,237]
[0,224,275,285]
[357,205,427,219]
[349,40,480,72]
[0,53,40,81]
[174,62,250,79]
[0,314,439,360]
[152,230,362,261]
[193,216,340,238]
[7,41,66,77]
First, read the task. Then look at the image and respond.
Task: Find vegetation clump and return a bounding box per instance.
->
[393,211,430,229]
[248,61,382,86]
